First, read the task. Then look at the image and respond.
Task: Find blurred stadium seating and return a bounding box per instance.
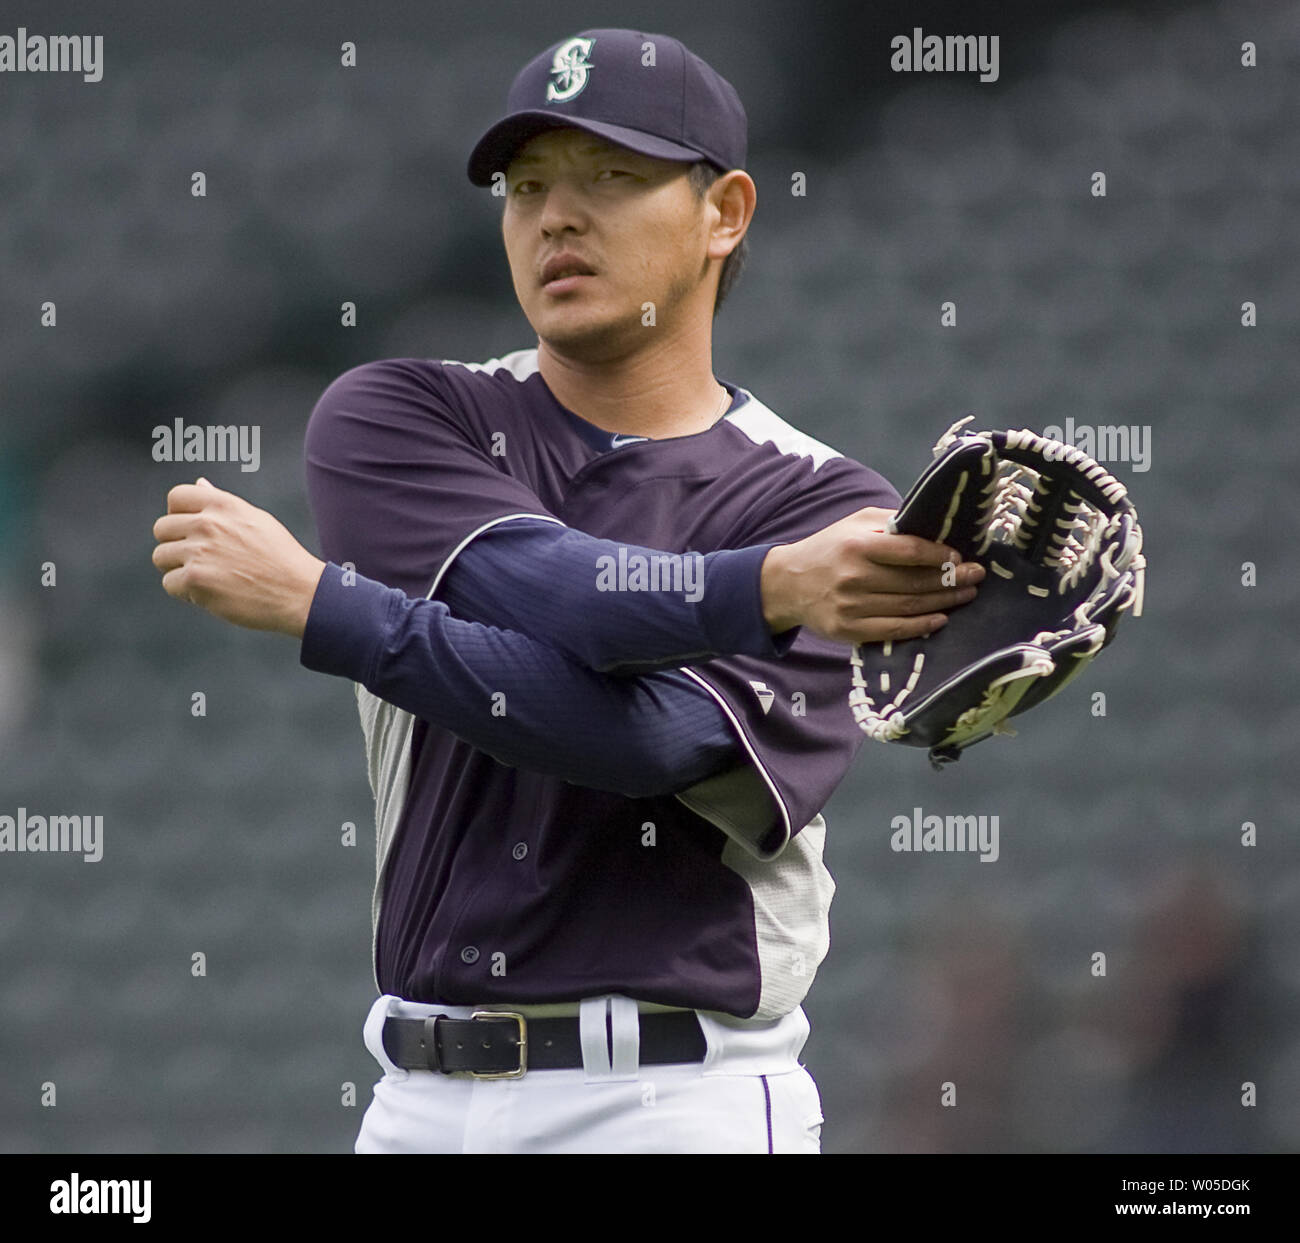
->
[1,0,1295,1152]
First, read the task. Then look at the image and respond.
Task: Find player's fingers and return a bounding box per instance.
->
[852,561,985,595]
[859,530,963,568]
[151,539,189,573]
[159,565,198,602]
[166,483,219,514]
[852,585,979,617]
[152,513,200,543]
[841,613,950,644]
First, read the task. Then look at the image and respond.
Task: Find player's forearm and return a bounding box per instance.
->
[300,562,740,797]
[436,519,799,674]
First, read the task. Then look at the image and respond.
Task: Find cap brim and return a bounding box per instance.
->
[467,112,707,186]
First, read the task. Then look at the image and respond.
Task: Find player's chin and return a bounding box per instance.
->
[532,304,636,357]
[531,281,609,322]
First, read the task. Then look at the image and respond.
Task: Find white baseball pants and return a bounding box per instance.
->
[354,992,824,1154]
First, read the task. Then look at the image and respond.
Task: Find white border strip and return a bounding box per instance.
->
[427,511,567,599]
[677,666,793,855]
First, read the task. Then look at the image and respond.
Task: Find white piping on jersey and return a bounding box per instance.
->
[723,398,844,471]
[446,348,852,472]
[676,666,793,858]
[427,511,566,599]
[441,348,541,380]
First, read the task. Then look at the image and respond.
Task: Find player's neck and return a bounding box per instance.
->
[537,334,728,441]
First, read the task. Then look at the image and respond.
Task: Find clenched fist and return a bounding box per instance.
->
[151,478,326,637]
[760,506,984,644]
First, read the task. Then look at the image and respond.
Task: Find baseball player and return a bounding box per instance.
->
[150,27,983,1153]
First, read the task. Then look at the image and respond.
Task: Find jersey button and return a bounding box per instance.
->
[460,945,479,965]
[512,842,528,861]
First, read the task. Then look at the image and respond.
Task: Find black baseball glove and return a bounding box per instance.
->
[849,416,1146,768]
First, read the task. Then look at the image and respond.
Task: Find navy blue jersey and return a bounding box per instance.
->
[303,347,901,1020]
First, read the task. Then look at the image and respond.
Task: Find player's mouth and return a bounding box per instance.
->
[540,253,597,293]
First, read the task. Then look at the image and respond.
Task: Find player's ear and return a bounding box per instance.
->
[707,170,755,261]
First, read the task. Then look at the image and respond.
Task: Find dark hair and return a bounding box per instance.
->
[686,161,748,315]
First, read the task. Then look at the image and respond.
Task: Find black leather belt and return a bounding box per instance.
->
[382,1009,707,1078]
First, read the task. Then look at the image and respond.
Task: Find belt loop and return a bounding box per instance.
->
[422,1016,442,1072]
[608,995,641,1080]
[364,994,409,1082]
[579,996,613,1081]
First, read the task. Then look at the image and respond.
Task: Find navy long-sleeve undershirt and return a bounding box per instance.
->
[301,521,793,796]
[436,517,795,672]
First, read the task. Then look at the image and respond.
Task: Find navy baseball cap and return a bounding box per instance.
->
[466,28,747,187]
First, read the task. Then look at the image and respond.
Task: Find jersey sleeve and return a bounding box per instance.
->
[303,358,564,599]
[435,517,794,672]
[300,561,743,796]
[674,454,903,861]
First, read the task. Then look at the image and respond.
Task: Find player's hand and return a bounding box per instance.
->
[759,506,985,644]
[151,478,327,638]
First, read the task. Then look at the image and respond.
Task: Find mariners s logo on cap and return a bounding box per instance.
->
[546,36,595,103]
[465,27,748,187]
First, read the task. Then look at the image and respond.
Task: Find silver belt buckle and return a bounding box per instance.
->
[468,1010,527,1079]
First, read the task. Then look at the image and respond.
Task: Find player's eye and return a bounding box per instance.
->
[511,179,542,195]
[596,168,634,181]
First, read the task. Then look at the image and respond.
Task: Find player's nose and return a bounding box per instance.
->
[538,178,591,235]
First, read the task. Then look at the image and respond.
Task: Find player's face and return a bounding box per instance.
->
[500,128,714,359]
